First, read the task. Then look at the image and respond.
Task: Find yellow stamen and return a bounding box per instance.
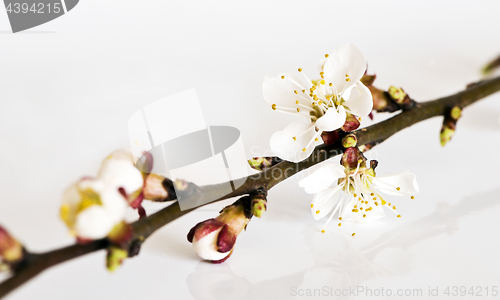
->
[321,229,325,233]
[302,89,305,93]
[315,138,318,141]
[397,215,401,218]
[302,148,307,152]
[339,217,342,220]
[346,78,351,82]
[272,104,276,110]
[393,206,396,210]
[295,100,299,104]
[310,203,313,208]
[352,233,356,236]
[411,196,415,199]
[292,136,296,141]
[294,90,298,94]
[363,214,366,218]
[298,68,302,72]
[325,54,329,58]
[315,210,320,214]
[296,108,300,112]
[396,187,401,191]
[281,75,285,79]
[338,223,341,227]
[329,83,333,86]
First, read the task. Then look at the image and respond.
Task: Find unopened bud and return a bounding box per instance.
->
[188,196,252,263]
[250,189,267,218]
[342,134,357,148]
[341,113,360,132]
[450,106,462,120]
[321,130,339,145]
[341,147,366,170]
[440,124,455,147]
[143,174,176,202]
[248,157,282,171]
[388,86,407,104]
[0,226,23,269]
[440,106,461,147]
[106,246,128,272]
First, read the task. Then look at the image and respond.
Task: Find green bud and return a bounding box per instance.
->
[106,246,128,272]
[342,134,357,148]
[0,226,23,270]
[440,126,455,147]
[247,157,282,171]
[388,86,407,104]
[450,106,462,120]
[251,198,267,218]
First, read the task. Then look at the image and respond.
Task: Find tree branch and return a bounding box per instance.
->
[1,75,500,298]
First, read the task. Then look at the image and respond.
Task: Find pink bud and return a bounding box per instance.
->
[0,226,23,266]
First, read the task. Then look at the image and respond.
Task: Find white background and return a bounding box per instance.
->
[1,1,500,299]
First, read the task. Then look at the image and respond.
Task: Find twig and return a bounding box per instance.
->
[1,75,500,298]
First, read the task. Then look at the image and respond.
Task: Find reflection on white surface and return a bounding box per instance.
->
[184,189,500,300]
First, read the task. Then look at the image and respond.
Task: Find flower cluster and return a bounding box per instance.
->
[263,44,373,162]
[60,150,144,240]
[299,147,419,234]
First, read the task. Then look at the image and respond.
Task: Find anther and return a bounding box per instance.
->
[393,206,396,210]
[297,108,300,112]
[339,217,342,221]
[346,78,351,82]
[272,104,276,110]
[298,68,302,72]
[294,90,298,94]
[397,215,401,218]
[302,148,307,152]
[293,136,296,141]
[411,196,415,199]
[396,187,401,191]
[281,75,285,79]
[338,223,341,227]
[310,203,313,208]
[352,233,355,237]
[321,229,325,233]
[295,100,299,104]
[315,210,320,214]
[325,54,329,58]
[363,214,366,218]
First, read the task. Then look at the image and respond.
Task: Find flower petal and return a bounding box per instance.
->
[98,159,144,196]
[315,105,347,132]
[99,188,129,225]
[262,73,314,114]
[311,185,343,220]
[323,44,366,94]
[343,81,373,117]
[299,163,345,194]
[372,171,419,196]
[75,206,115,239]
[270,122,318,162]
[192,228,230,261]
